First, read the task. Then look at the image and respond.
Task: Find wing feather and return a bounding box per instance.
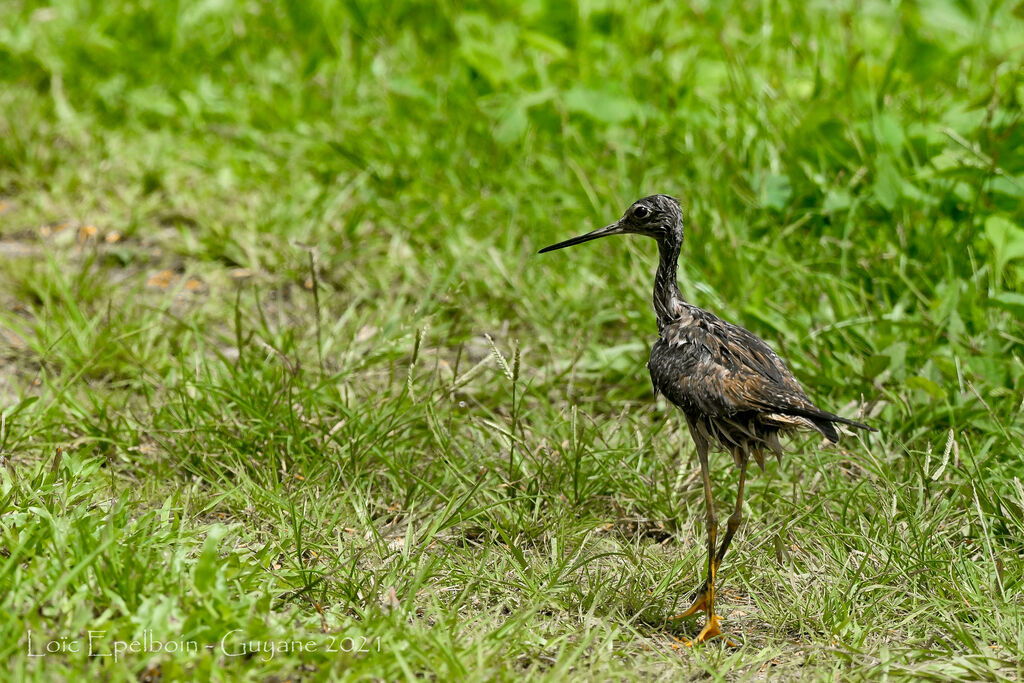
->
[649,307,872,433]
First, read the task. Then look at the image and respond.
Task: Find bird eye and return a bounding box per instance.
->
[633,205,650,219]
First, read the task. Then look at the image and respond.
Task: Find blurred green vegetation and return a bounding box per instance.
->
[1,0,1023,680]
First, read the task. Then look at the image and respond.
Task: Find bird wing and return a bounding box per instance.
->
[649,308,820,419]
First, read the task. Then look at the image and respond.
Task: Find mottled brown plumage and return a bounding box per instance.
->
[539,194,875,644]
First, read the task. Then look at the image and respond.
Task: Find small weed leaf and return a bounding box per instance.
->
[984,215,1024,282]
[194,524,230,593]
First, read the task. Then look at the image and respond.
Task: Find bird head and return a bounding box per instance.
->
[538,195,683,254]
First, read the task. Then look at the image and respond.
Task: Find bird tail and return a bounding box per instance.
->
[820,412,877,433]
[786,407,878,442]
[808,417,840,442]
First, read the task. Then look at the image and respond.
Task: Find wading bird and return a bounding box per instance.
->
[539,195,875,644]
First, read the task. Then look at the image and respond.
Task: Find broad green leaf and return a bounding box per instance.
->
[521,30,569,60]
[760,173,792,211]
[906,376,946,400]
[862,354,890,380]
[941,105,987,136]
[454,14,522,86]
[494,105,528,146]
[984,215,1024,279]
[989,292,1024,315]
[873,156,901,210]
[989,175,1024,200]
[386,78,435,104]
[193,524,229,592]
[823,189,852,213]
[877,114,905,151]
[564,87,642,125]
[883,341,908,379]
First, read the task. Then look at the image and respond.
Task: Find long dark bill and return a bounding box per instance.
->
[538,222,626,254]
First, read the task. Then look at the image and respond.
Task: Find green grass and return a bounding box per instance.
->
[1,0,1023,679]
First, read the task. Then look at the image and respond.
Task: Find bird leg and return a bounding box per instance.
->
[675,450,748,646]
[714,454,748,571]
[674,442,724,643]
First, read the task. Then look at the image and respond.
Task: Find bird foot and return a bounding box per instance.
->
[672,587,738,647]
[681,614,737,647]
[673,583,710,620]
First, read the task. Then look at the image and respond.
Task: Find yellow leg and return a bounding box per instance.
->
[714,455,748,572]
[674,450,747,647]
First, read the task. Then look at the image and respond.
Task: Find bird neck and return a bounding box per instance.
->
[653,237,686,329]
